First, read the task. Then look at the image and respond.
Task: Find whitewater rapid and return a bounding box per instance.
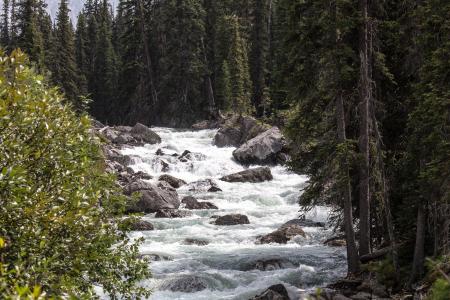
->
[121,128,346,300]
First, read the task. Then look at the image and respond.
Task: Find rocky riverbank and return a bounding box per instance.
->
[92,117,357,300]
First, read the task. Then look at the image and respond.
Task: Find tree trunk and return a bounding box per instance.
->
[337,92,361,276]
[358,0,372,257]
[409,203,426,285]
[137,0,158,106]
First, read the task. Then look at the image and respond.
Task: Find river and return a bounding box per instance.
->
[121,128,346,300]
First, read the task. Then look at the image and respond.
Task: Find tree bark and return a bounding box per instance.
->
[137,0,158,106]
[358,0,372,257]
[337,92,361,276]
[409,203,426,285]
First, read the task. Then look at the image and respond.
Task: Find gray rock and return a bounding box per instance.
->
[258,224,306,244]
[140,253,173,261]
[159,174,187,188]
[129,220,154,231]
[182,196,218,210]
[188,179,222,192]
[249,259,295,271]
[155,209,192,218]
[162,275,208,293]
[220,167,273,183]
[214,214,250,226]
[130,123,162,145]
[233,127,285,165]
[250,284,290,300]
[183,238,209,246]
[214,115,269,147]
[124,180,180,213]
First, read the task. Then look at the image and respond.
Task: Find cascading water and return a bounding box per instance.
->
[121,128,346,300]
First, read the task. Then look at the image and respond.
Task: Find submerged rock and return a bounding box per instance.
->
[220,167,273,183]
[188,179,222,192]
[233,127,285,165]
[124,180,180,213]
[155,209,192,218]
[182,196,218,210]
[250,284,290,300]
[159,174,187,188]
[214,214,250,226]
[258,224,306,244]
[249,259,295,271]
[162,275,208,293]
[183,238,209,246]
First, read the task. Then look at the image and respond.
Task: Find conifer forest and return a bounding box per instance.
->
[0,0,449,299]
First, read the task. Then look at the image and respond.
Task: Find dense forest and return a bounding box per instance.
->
[0,0,449,299]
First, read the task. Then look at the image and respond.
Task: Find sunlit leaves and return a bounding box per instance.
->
[0,50,151,298]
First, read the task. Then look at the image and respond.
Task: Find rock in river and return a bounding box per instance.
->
[161,275,208,293]
[220,167,273,183]
[155,209,193,218]
[258,223,306,244]
[182,196,218,210]
[124,180,180,213]
[233,127,284,165]
[250,284,291,300]
[188,179,222,192]
[159,174,187,188]
[214,214,250,226]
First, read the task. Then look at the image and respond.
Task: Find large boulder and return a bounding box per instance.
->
[233,127,285,165]
[214,214,250,226]
[161,275,208,293]
[182,196,218,210]
[155,209,192,218]
[187,179,222,192]
[214,115,269,147]
[250,284,290,300]
[258,224,306,244]
[220,167,273,183]
[159,174,186,188]
[130,123,162,145]
[124,180,180,213]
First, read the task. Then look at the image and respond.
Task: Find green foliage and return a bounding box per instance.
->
[0,50,151,298]
[428,279,450,300]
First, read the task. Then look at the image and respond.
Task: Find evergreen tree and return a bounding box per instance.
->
[225,15,252,114]
[15,0,46,68]
[52,0,81,109]
[249,0,270,116]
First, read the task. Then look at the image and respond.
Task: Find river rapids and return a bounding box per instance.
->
[120,128,346,299]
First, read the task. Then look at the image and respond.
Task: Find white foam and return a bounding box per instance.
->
[118,128,346,299]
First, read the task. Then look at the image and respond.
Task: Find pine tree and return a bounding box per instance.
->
[51,0,81,109]
[15,0,46,68]
[75,12,88,95]
[249,0,270,116]
[226,15,252,114]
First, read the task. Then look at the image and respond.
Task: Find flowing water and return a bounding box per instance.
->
[121,128,346,300]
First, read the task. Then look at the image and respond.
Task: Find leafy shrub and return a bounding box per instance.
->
[0,50,151,298]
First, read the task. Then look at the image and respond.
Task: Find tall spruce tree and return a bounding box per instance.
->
[52,0,81,109]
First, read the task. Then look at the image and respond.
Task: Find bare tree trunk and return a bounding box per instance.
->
[137,0,158,106]
[200,38,216,118]
[409,203,426,285]
[337,92,361,276]
[333,0,360,275]
[358,0,372,257]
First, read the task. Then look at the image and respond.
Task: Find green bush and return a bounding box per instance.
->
[0,50,151,298]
